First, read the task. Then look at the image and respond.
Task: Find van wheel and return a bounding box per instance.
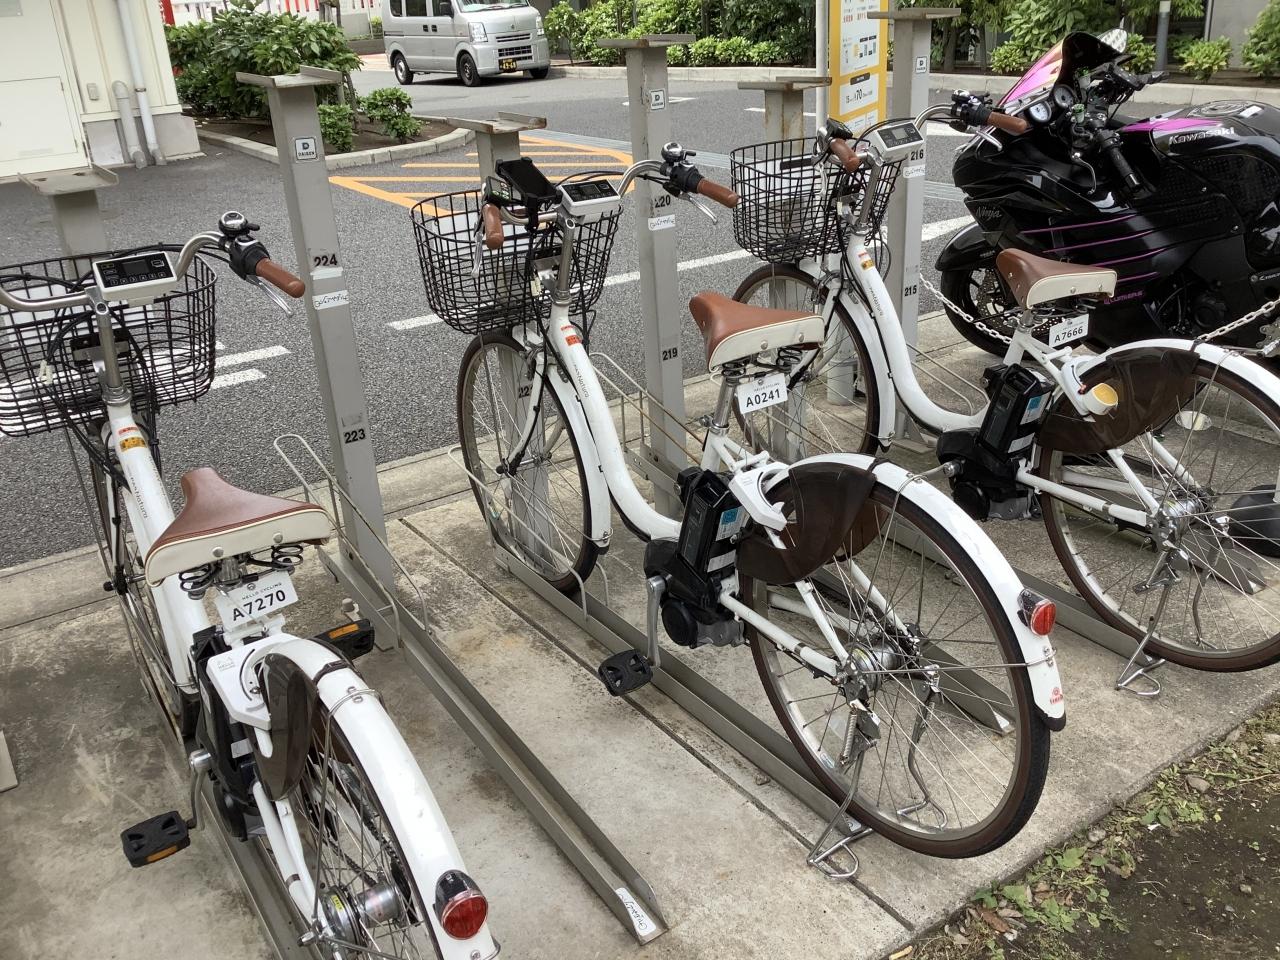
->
[529,66,550,79]
[458,53,482,87]
[392,53,415,85]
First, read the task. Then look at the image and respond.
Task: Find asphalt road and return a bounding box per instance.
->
[0,69,1177,565]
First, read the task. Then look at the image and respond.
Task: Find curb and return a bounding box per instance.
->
[547,63,1280,108]
[196,124,474,170]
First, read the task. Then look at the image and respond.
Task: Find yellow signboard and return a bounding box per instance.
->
[828,0,889,133]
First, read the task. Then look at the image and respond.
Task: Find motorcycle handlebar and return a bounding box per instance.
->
[1097,134,1143,193]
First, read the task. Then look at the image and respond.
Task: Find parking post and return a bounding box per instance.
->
[737,76,829,142]
[870,7,957,439]
[238,67,394,631]
[599,34,693,517]
[20,165,118,256]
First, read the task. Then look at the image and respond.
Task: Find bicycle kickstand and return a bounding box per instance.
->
[1116,557,1176,698]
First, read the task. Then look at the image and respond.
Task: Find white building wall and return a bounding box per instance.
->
[1,0,198,181]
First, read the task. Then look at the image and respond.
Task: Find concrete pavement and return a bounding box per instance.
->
[5,314,1280,959]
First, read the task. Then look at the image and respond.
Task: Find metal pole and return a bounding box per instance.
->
[871,8,957,440]
[599,35,693,517]
[238,67,394,631]
[1155,0,1171,72]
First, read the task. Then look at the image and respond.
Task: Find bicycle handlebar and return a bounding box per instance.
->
[985,111,1030,135]
[694,176,739,208]
[253,258,305,298]
[481,203,506,249]
[828,137,863,172]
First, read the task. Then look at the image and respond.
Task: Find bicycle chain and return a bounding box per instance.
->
[918,275,1020,346]
[921,274,1280,355]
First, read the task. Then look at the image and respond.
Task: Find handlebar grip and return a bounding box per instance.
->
[829,137,863,172]
[986,111,1030,135]
[481,203,504,250]
[1101,140,1143,192]
[254,259,305,298]
[696,177,739,209]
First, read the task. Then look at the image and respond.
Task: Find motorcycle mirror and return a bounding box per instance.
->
[1097,27,1127,53]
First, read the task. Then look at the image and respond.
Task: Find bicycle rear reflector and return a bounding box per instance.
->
[1018,590,1057,636]
[435,870,488,939]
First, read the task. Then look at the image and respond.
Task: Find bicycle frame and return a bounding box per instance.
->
[793,232,1280,531]
[498,291,1066,725]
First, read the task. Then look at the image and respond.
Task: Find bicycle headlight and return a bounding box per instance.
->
[469,22,486,41]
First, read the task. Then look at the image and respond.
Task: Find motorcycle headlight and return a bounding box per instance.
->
[535,16,545,35]
[469,22,487,41]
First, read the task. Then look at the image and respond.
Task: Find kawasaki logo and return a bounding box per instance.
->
[1168,126,1238,145]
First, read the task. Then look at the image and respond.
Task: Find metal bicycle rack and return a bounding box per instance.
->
[203,68,668,947]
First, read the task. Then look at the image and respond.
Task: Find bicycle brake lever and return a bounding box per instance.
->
[682,192,719,225]
[247,275,293,318]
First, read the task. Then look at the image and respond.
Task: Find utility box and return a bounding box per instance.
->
[0,0,199,182]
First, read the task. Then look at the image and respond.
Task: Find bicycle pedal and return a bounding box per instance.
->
[121,811,190,867]
[597,650,653,696]
[315,618,375,661]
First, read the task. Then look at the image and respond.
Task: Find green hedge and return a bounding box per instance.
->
[166,0,359,119]
[546,0,808,67]
[1244,0,1280,78]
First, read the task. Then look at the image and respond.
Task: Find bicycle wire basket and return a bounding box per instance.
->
[411,190,620,336]
[731,138,902,264]
[0,252,217,438]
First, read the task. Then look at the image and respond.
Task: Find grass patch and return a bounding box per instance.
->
[894,700,1280,960]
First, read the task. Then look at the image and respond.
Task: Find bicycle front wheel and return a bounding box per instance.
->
[1037,356,1280,671]
[732,263,880,459]
[456,332,597,593]
[743,481,1050,858]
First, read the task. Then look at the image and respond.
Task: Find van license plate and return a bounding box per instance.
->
[500,58,518,72]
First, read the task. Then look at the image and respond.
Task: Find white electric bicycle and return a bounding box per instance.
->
[728,112,1280,685]
[416,147,1068,858]
[0,217,496,960]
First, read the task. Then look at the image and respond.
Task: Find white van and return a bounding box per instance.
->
[382,0,551,87]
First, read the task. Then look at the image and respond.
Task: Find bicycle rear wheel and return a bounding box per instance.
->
[732,264,880,459]
[456,332,597,593]
[269,689,460,959]
[1037,357,1280,670]
[743,481,1049,858]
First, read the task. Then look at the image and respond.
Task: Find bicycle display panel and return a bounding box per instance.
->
[865,121,924,163]
[92,251,178,303]
[559,179,621,220]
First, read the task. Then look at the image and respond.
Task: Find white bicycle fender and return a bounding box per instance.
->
[270,639,499,960]
[790,453,1067,728]
[546,370,612,549]
[1075,338,1280,398]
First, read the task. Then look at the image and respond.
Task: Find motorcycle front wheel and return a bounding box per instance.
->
[940,263,1019,357]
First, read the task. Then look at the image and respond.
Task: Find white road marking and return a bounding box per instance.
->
[745,107,817,117]
[920,215,974,242]
[211,368,267,390]
[389,219,972,330]
[389,313,442,331]
[215,345,291,368]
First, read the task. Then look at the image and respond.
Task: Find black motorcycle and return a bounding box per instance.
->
[937,30,1280,358]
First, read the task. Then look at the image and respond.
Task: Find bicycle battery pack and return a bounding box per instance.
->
[978,363,1053,459]
[677,468,745,577]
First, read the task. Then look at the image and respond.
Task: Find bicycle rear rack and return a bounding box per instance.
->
[274,434,668,944]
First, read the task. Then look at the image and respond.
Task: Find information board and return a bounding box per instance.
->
[827,0,888,133]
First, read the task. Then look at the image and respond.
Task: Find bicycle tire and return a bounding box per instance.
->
[456,331,598,593]
[743,480,1050,858]
[731,263,880,458]
[1036,357,1280,671]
